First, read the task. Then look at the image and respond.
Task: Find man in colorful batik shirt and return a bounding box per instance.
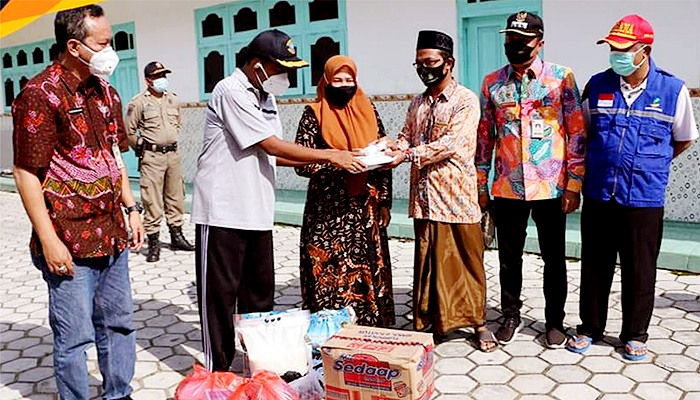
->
[476,12,586,348]
[385,30,497,352]
[12,5,143,399]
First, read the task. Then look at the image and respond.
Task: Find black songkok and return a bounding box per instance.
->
[416,30,453,55]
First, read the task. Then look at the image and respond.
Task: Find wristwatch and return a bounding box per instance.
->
[124,202,143,214]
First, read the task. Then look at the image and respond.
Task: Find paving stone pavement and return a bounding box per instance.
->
[1,190,699,400]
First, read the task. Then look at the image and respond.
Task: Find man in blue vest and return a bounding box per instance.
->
[567,15,698,361]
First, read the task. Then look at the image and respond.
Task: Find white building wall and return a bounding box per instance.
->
[0,0,224,103]
[543,0,700,89]
[1,0,698,102]
[346,0,459,96]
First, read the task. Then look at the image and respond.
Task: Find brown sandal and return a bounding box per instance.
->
[476,329,499,353]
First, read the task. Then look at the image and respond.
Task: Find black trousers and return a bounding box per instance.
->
[493,197,567,329]
[577,198,663,343]
[195,224,274,372]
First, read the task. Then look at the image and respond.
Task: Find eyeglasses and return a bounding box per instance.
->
[413,59,444,69]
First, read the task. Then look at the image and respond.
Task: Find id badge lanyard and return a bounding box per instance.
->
[99,80,125,170]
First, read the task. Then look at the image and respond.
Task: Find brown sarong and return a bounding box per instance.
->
[413,219,486,335]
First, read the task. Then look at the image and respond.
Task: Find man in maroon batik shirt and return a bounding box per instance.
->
[12,5,143,399]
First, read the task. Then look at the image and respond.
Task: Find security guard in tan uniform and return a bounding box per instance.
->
[126,61,194,262]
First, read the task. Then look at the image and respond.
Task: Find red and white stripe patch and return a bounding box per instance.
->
[597,94,614,108]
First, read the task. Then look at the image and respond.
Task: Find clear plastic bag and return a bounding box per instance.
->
[235,309,311,376]
[228,370,299,400]
[288,368,325,400]
[174,364,245,400]
[306,306,356,347]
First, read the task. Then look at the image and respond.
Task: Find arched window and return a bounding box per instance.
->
[202,13,224,37]
[309,0,338,21]
[234,7,257,32]
[114,31,130,51]
[32,47,44,64]
[204,51,225,93]
[311,37,339,86]
[4,79,14,107]
[269,1,295,27]
[2,53,12,68]
[49,44,59,62]
[19,76,29,90]
[17,50,27,66]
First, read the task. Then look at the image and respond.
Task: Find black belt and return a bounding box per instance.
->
[144,141,177,153]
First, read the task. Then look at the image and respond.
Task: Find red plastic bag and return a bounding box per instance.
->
[228,370,299,400]
[175,364,246,400]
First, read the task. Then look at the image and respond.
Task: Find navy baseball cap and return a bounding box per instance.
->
[245,29,308,68]
[500,11,544,37]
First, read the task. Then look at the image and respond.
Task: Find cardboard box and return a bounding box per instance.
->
[321,325,434,400]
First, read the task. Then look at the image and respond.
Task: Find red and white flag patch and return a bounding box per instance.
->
[597,94,614,108]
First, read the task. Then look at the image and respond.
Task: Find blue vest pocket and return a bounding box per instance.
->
[630,156,670,203]
[636,124,671,155]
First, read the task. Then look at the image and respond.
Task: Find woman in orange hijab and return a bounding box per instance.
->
[295,55,395,327]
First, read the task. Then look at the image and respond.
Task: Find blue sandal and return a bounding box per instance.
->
[565,334,592,354]
[624,341,648,361]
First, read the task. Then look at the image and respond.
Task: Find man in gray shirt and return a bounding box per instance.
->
[192,29,360,372]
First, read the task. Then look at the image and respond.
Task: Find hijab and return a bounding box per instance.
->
[310,55,379,196]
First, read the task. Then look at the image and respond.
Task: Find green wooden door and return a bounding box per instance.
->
[464,14,509,92]
[457,0,542,92]
[110,22,140,178]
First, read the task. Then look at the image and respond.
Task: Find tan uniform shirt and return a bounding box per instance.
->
[126,89,182,147]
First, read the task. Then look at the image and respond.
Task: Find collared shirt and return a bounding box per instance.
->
[191,68,280,231]
[12,62,129,258]
[476,57,587,201]
[582,78,699,142]
[126,89,182,147]
[397,79,481,224]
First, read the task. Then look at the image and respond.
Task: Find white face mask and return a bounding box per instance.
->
[79,42,120,77]
[254,62,289,96]
[151,77,169,93]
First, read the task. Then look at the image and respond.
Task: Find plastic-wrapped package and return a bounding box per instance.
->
[354,142,397,171]
[228,370,299,400]
[481,208,496,248]
[306,306,356,347]
[288,368,325,400]
[174,364,245,400]
[235,309,311,376]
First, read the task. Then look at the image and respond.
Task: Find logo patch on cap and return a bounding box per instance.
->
[610,21,636,39]
[512,12,529,29]
[286,39,296,55]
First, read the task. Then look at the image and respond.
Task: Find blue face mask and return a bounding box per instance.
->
[151,77,169,93]
[609,47,646,77]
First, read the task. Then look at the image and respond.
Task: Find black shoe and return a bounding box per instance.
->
[146,233,160,262]
[169,225,195,251]
[496,316,523,345]
[546,326,567,349]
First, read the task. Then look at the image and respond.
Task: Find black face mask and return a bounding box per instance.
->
[417,62,447,87]
[325,84,357,107]
[505,41,536,65]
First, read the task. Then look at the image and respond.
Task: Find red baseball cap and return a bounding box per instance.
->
[597,15,654,50]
